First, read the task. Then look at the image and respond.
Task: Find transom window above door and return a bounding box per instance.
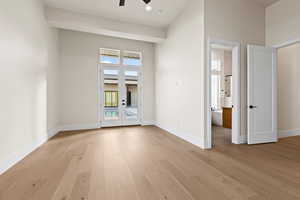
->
[123,51,142,66]
[100,48,142,66]
[100,48,120,64]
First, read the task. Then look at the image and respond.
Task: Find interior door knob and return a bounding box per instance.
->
[249,105,257,109]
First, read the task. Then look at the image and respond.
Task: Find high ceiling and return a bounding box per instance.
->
[44,0,279,28]
[43,0,189,28]
[255,0,279,7]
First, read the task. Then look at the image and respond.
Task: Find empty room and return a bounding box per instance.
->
[1,0,300,199]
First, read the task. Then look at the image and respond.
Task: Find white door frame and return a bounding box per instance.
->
[205,38,241,149]
[97,49,144,128]
[273,38,300,49]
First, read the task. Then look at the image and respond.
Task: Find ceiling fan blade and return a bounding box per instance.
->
[119,0,125,6]
[142,0,151,4]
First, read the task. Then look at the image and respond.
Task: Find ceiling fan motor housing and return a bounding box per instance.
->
[119,0,125,6]
[143,0,151,4]
[119,0,151,6]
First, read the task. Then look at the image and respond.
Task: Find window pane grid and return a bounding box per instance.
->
[100,49,120,64]
[100,49,142,66]
[104,91,118,107]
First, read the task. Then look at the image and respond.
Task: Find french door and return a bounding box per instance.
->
[100,66,141,127]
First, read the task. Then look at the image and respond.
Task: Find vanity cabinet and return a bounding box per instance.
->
[222,107,232,129]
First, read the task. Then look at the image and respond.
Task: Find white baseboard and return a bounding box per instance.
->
[47,126,63,138]
[61,123,100,131]
[237,129,300,144]
[239,135,247,144]
[155,123,203,149]
[279,129,300,138]
[142,120,156,126]
[0,126,61,176]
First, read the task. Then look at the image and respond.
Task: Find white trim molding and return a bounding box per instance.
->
[61,123,100,131]
[205,38,241,149]
[239,135,247,144]
[142,120,156,126]
[156,123,203,149]
[0,126,62,175]
[279,129,300,138]
[273,38,300,49]
[47,126,63,138]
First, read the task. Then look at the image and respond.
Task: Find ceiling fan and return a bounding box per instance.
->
[119,0,152,7]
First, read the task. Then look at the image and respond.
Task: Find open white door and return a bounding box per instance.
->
[247,45,277,144]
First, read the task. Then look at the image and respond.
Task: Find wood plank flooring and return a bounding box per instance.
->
[212,125,232,145]
[1,126,300,200]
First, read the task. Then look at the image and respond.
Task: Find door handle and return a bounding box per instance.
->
[249,105,258,109]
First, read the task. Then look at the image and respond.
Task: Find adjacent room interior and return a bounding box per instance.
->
[1,0,300,199]
[211,46,233,146]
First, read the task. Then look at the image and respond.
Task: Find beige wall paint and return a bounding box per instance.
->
[0,0,60,173]
[59,30,155,126]
[266,0,300,46]
[155,0,205,147]
[277,43,300,132]
[205,0,265,140]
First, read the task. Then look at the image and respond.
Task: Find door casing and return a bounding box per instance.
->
[205,38,241,149]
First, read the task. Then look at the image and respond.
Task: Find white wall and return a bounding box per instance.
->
[155,0,205,147]
[224,51,232,76]
[0,0,60,174]
[47,28,61,134]
[266,0,300,46]
[59,30,155,127]
[46,7,166,43]
[205,0,265,142]
[277,43,300,137]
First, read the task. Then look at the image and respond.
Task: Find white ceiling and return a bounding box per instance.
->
[255,0,279,7]
[43,0,189,28]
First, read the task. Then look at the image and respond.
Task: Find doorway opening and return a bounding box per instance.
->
[206,39,241,148]
[274,42,300,139]
[98,48,142,127]
[211,47,233,145]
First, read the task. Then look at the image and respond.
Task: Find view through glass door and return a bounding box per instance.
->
[100,48,141,127]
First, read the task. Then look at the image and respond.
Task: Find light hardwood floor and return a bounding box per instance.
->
[212,125,232,145]
[1,126,300,200]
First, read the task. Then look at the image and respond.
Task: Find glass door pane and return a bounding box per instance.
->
[103,69,120,122]
[123,71,139,121]
[100,66,141,126]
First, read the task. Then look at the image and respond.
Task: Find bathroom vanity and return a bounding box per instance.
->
[222,107,232,129]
